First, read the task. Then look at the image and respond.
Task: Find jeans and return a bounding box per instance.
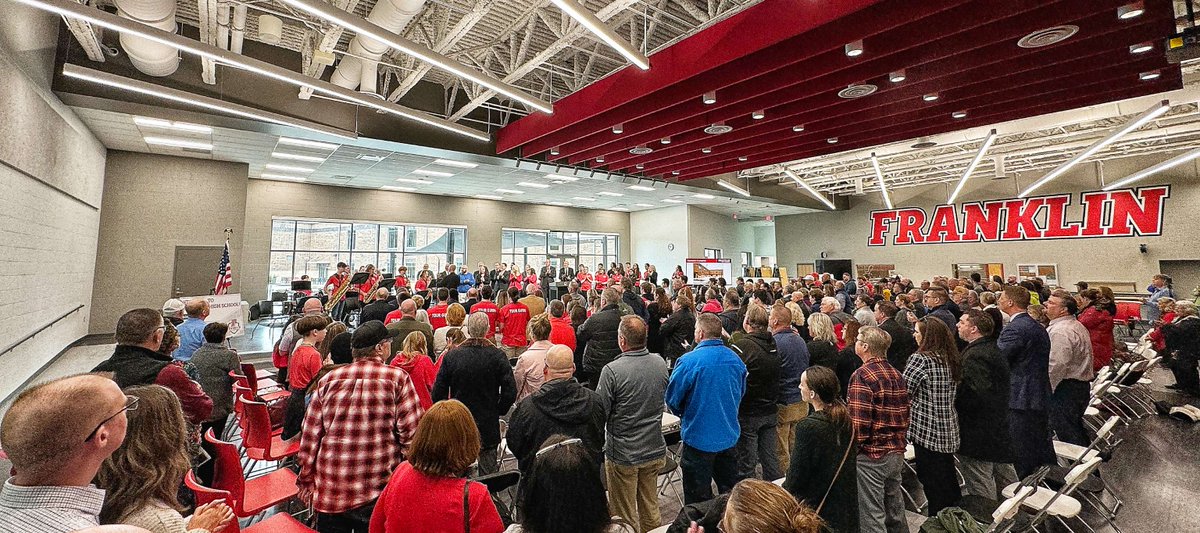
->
[314,500,376,533]
[912,443,961,515]
[681,444,739,505]
[857,452,906,533]
[736,412,782,481]
[1049,379,1091,446]
[956,454,1018,500]
[606,456,667,533]
[775,401,808,472]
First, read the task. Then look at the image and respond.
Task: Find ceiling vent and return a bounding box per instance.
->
[837,83,878,99]
[1017,25,1079,48]
[704,122,734,135]
[629,145,654,155]
[911,137,938,149]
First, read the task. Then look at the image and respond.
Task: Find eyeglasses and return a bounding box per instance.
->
[85,395,139,442]
[535,438,582,457]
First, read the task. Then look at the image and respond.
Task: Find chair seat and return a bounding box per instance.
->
[772,477,785,486]
[657,457,679,476]
[661,412,681,432]
[474,470,520,493]
[1001,483,1082,518]
[256,377,282,390]
[904,443,916,461]
[1138,377,1152,385]
[647,526,670,533]
[1053,440,1089,462]
[243,512,315,533]
[240,468,300,516]
[260,390,290,403]
[245,435,300,461]
[1085,406,1101,417]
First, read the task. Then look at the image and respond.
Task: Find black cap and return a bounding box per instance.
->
[329,332,354,365]
[351,320,399,349]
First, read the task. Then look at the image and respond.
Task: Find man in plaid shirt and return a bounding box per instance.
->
[297,321,425,532]
[848,326,910,533]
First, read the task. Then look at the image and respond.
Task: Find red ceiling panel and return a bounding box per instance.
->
[496,0,1181,183]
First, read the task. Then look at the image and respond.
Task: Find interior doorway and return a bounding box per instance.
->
[1159,260,1200,298]
[173,246,224,298]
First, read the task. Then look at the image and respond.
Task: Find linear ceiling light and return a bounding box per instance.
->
[518,181,551,188]
[144,136,213,150]
[693,194,715,199]
[782,169,835,210]
[547,201,573,206]
[1020,100,1169,197]
[547,0,649,70]
[922,93,939,102]
[634,203,655,207]
[412,169,454,177]
[272,152,327,162]
[495,188,524,194]
[279,137,339,150]
[662,198,683,203]
[381,185,416,192]
[952,111,968,119]
[26,0,486,140]
[571,197,596,202]
[1130,42,1153,54]
[543,174,580,182]
[610,207,629,211]
[475,194,504,200]
[870,153,894,209]
[432,159,478,168]
[1104,147,1200,190]
[716,180,750,197]
[597,191,623,196]
[266,163,314,173]
[947,129,998,204]
[134,116,212,133]
[627,185,655,191]
[1139,70,1161,81]
[395,177,433,184]
[260,173,306,181]
[276,0,553,113]
[792,125,805,132]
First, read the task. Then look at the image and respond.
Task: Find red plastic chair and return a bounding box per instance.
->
[204,429,299,518]
[238,396,299,466]
[232,372,289,404]
[185,470,315,533]
[241,362,281,392]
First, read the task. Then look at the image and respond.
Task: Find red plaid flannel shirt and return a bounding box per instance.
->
[297,358,425,513]
[848,357,910,460]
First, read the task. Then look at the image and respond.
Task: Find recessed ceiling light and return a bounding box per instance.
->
[627,185,655,191]
[662,198,683,203]
[395,177,432,184]
[889,69,906,83]
[737,156,748,162]
[660,137,671,145]
[752,110,765,120]
[432,159,478,168]
[702,91,717,104]
[550,146,560,156]
[278,137,339,150]
[845,40,863,57]
[952,111,968,119]
[518,181,551,188]
[265,163,313,172]
[827,137,839,144]
[134,116,212,133]
[792,125,805,132]
[1130,42,1153,54]
[542,174,580,181]
[475,194,504,200]
[144,136,213,150]
[547,201,572,207]
[629,145,654,155]
[634,203,654,207]
[923,93,939,102]
[1117,2,1144,20]
[495,188,524,194]
[693,194,715,199]
[357,155,386,162]
[612,123,624,134]
[261,173,305,181]
[413,169,454,177]
[381,185,416,192]
[1139,70,1161,81]
[702,147,712,154]
[571,197,596,202]
[272,152,326,163]
[597,191,624,197]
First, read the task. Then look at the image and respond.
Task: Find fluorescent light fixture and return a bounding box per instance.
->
[889,69,906,83]
[260,173,306,181]
[870,153,894,209]
[612,123,624,134]
[627,185,655,191]
[25,0,486,140]
[134,116,212,133]
[737,156,748,162]
[845,40,864,57]
[717,180,750,197]
[662,199,683,204]
[572,197,596,202]
[432,159,478,168]
[1117,2,1144,19]
[952,111,968,119]
[547,201,573,207]
[782,169,835,209]
[266,163,314,173]
[382,186,416,192]
[792,125,805,132]
[660,137,671,145]
[1020,100,1169,197]
[923,93,939,102]
[395,177,433,184]
[702,147,712,154]
[947,129,998,204]
[752,110,765,120]
[550,147,561,155]
[702,91,717,104]
[475,194,504,200]
[597,191,624,197]
[547,0,649,69]
[693,194,715,199]
[518,181,551,189]
[1139,70,1161,81]
[143,136,213,150]
[634,203,655,207]
[412,169,454,177]
[1130,42,1153,54]
[496,188,524,194]
[279,137,339,150]
[827,137,839,144]
[543,174,580,182]
[610,207,629,211]
[1104,147,1200,190]
[272,152,326,163]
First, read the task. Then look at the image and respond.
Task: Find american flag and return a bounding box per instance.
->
[214,240,233,295]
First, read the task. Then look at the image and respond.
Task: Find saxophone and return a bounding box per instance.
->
[360,273,382,304]
[324,273,352,312]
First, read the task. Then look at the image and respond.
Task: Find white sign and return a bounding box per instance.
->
[181,294,247,338]
[686,258,733,284]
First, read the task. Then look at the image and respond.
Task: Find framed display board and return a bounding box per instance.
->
[686,258,733,283]
[954,263,1005,281]
[857,264,896,279]
[796,263,816,278]
[1017,263,1059,288]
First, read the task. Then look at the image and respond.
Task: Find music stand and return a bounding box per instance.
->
[349,272,371,285]
[379,278,397,291]
[291,280,312,292]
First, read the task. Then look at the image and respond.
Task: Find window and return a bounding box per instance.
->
[704,248,722,259]
[268,218,467,297]
[741,251,752,268]
[501,229,618,276]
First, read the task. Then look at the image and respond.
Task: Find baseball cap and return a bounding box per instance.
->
[351,320,400,349]
[162,299,185,315]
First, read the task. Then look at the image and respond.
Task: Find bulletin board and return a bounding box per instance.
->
[1017,264,1059,288]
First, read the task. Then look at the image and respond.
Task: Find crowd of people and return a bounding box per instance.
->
[1,263,1195,533]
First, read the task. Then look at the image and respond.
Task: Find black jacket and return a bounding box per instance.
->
[807,339,840,371]
[836,345,862,400]
[578,304,624,377]
[956,337,1015,462]
[732,331,780,418]
[431,340,517,447]
[622,290,648,320]
[718,309,741,335]
[442,272,461,300]
[360,299,396,325]
[647,302,669,354]
[506,378,607,473]
[783,411,859,533]
[658,308,695,363]
[879,318,917,372]
[93,345,214,425]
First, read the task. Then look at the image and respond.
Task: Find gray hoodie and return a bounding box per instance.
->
[596,347,669,465]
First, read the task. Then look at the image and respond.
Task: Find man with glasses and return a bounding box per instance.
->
[92,309,212,425]
[0,374,131,532]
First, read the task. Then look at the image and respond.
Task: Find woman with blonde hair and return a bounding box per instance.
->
[806,313,839,370]
[390,331,437,410]
[317,321,348,361]
[513,313,555,401]
[96,385,234,533]
[434,303,468,356]
[369,400,504,533]
[719,479,823,533]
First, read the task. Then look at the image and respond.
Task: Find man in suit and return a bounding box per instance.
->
[559,259,576,283]
[359,288,396,324]
[996,286,1055,477]
[541,259,557,301]
[875,301,917,372]
[442,264,461,302]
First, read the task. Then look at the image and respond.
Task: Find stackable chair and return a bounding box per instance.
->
[237,396,300,476]
[657,428,684,507]
[1001,457,1105,533]
[473,470,521,521]
[986,486,1035,533]
[204,429,300,520]
[241,362,281,392]
[185,471,314,533]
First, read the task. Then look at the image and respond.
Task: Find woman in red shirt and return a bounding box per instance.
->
[577,266,592,292]
[283,315,327,440]
[369,400,504,533]
[390,331,438,410]
[395,266,410,291]
[414,272,431,300]
[509,266,524,292]
[593,264,608,291]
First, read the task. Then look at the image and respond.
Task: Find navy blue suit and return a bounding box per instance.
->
[997,312,1055,476]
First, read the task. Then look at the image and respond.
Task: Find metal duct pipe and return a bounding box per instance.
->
[329,0,425,91]
[217,2,230,49]
[114,0,180,76]
[230,4,247,54]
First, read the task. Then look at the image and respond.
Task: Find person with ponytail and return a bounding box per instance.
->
[718,479,823,533]
[903,317,963,515]
[783,366,859,533]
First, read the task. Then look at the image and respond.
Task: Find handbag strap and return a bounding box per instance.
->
[816,425,855,515]
[463,479,471,533]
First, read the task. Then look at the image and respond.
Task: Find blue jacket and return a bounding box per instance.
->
[773,329,809,405]
[666,339,747,452]
[173,317,206,362]
[997,312,1051,411]
[457,272,476,295]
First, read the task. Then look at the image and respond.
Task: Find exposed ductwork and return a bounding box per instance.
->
[230,4,247,54]
[113,0,180,76]
[329,0,425,94]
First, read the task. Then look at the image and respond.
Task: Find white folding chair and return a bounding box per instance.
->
[986,485,1034,533]
[1002,456,1104,533]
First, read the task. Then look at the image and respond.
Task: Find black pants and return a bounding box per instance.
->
[681,443,739,505]
[912,443,961,515]
[314,500,376,533]
[1049,379,1090,446]
[282,387,307,440]
[1170,353,1200,393]
[1009,408,1056,478]
[196,415,229,486]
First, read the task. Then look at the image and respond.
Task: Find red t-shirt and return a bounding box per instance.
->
[577,272,592,291]
[391,354,438,410]
[395,275,409,289]
[594,273,608,290]
[472,301,500,333]
[369,462,503,533]
[289,344,323,390]
[415,278,429,292]
[384,309,404,325]
[510,274,523,291]
[498,303,530,347]
[549,316,577,351]
[428,304,449,330]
